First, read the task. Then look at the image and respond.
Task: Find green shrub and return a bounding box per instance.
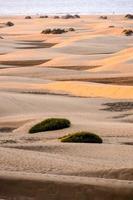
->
[60,131,103,143]
[29,118,71,133]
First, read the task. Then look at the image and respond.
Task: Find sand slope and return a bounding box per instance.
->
[0,15,133,199]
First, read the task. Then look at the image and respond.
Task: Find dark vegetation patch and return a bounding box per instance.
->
[25,16,32,19]
[102,102,133,112]
[60,132,103,143]
[54,16,60,19]
[40,15,48,18]
[100,16,107,20]
[125,14,133,19]
[109,25,115,28]
[29,118,71,134]
[123,29,133,36]
[41,28,75,35]
[68,28,75,32]
[61,14,80,19]
[6,21,14,27]
[41,28,66,34]
[41,28,68,34]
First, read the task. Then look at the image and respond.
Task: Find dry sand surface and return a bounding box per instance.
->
[0,15,133,199]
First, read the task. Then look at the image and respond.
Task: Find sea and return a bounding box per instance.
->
[0,0,133,16]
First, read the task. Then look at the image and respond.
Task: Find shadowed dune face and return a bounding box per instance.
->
[0,173,133,200]
[16,41,57,49]
[0,59,50,67]
[58,76,133,86]
[0,15,133,199]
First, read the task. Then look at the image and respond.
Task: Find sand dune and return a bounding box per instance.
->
[0,172,133,200]
[90,47,133,73]
[36,81,133,99]
[0,15,133,199]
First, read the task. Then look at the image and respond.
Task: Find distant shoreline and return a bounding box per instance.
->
[0,13,131,18]
[0,11,133,17]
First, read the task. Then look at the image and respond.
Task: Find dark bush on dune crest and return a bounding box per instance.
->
[74,14,80,18]
[41,28,75,34]
[52,28,67,34]
[29,118,71,133]
[41,28,67,34]
[40,15,48,18]
[100,16,107,20]
[62,14,80,19]
[68,28,75,32]
[41,28,52,34]
[6,21,14,27]
[125,14,133,19]
[60,132,103,143]
[109,25,115,28]
[54,16,60,19]
[123,29,133,36]
[25,16,32,19]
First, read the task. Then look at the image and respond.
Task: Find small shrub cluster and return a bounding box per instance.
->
[6,21,14,27]
[41,28,75,34]
[54,16,60,19]
[62,14,80,19]
[125,14,133,19]
[40,15,48,18]
[42,28,66,34]
[29,118,71,133]
[41,28,52,34]
[25,16,32,19]
[100,16,107,20]
[109,25,115,28]
[60,132,103,143]
[123,29,133,36]
[68,28,75,32]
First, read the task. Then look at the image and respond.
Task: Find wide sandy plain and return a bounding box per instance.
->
[0,15,133,199]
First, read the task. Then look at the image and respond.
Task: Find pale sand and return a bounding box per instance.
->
[0,15,133,199]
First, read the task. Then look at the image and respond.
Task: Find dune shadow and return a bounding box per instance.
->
[58,76,133,86]
[16,41,57,49]
[47,65,101,71]
[0,59,50,67]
